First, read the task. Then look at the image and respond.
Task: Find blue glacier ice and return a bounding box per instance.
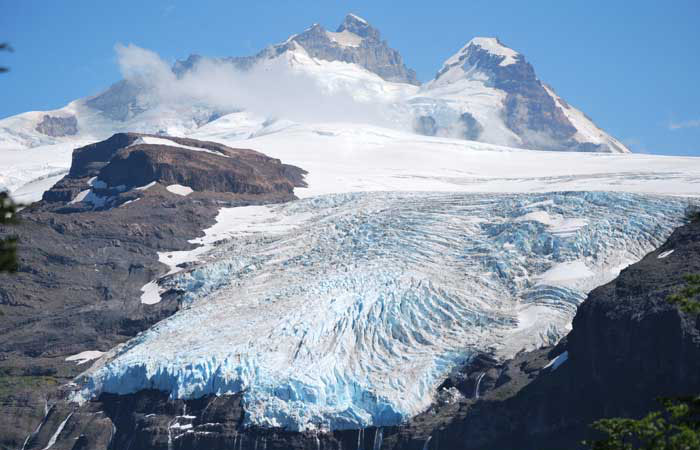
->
[75,191,690,431]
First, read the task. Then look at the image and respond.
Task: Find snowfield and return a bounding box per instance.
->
[76,191,687,431]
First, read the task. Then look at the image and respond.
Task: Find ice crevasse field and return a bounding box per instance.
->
[74,180,693,431]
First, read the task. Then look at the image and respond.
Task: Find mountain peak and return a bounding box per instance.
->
[440,37,520,71]
[466,37,519,66]
[336,13,378,40]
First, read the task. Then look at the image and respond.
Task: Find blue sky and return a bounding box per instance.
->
[2,0,698,155]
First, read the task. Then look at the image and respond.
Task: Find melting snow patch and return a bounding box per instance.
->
[131,136,225,157]
[543,351,569,371]
[140,280,162,305]
[516,211,587,236]
[135,181,157,191]
[88,177,107,189]
[69,189,90,205]
[658,249,674,259]
[42,412,73,450]
[65,350,104,365]
[166,184,194,196]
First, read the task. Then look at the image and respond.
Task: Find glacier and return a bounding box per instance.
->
[76,191,689,431]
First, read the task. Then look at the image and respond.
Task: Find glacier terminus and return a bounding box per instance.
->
[75,191,688,431]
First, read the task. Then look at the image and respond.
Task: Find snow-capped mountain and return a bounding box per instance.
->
[418,37,630,152]
[0,13,628,157]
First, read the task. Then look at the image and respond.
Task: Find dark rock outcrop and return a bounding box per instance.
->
[35,115,78,137]
[0,134,305,450]
[42,133,305,209]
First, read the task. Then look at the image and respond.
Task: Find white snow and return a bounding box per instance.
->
[135,181,157,191]
[140,281,162,305]
[69,190,89,205]
[42,412,73,450]
[326,30,363,47]
[130,136,225,157]
[192,121,700,198]
[543,351,568,371]
[166,184,194,196]
[347,13,368,24]
[65,350,105,365]
[658,249,675,259]
[469,37,519,66]
[539,261,594,284]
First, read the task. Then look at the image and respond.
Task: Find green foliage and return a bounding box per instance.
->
[0,192,19,272]
[584,397,700,450]
[667,274,700,315]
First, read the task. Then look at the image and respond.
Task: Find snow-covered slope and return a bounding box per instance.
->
[4,119,700,204]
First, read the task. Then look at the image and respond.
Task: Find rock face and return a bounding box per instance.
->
[34,115,78,137]
[291,14,419,85]
[85,80,145,122]
[0,134,305,450]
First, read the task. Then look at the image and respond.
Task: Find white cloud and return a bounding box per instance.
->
[669,118,700,130]
[114,43,395,126]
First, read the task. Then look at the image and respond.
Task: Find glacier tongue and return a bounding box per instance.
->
[77,191,687,431]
